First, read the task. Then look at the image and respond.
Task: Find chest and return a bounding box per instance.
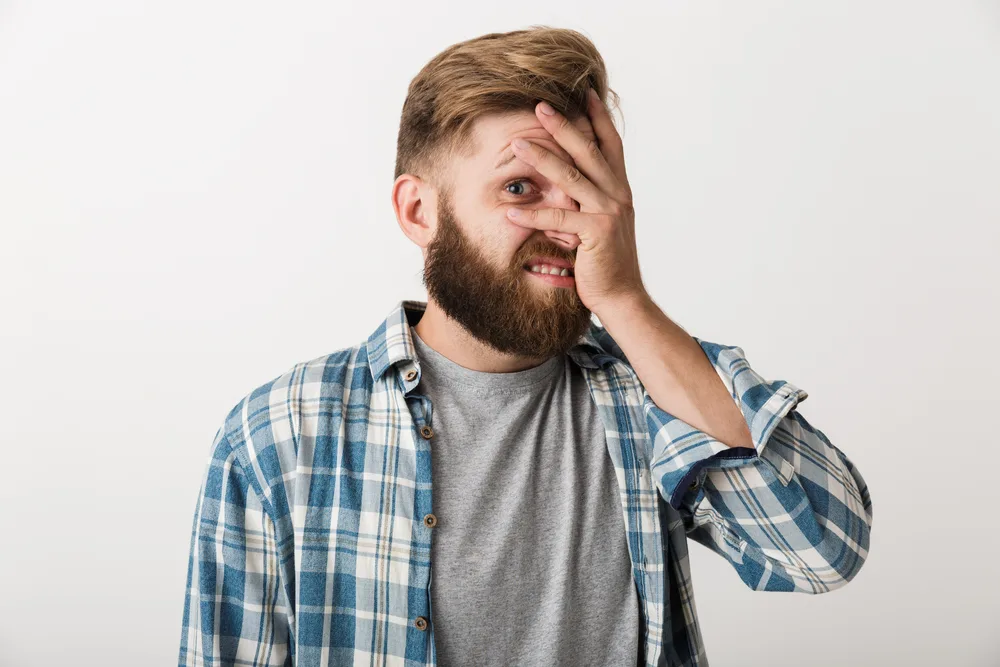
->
[289,369,670,665]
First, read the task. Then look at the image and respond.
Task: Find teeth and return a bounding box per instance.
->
[526,263,573,276]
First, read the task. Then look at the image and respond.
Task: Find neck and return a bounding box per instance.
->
[413,298,554,373]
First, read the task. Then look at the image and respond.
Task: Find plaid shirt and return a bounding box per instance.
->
[179,299,873,667]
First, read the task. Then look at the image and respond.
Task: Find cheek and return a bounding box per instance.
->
[502,228,535,268]
[503,217,535,248]
[480,217,531,263]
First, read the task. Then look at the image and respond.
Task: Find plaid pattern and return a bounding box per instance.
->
[179,299,873,666]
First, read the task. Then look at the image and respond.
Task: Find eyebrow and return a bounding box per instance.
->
[491,137,593,172]
[493,148,516,171]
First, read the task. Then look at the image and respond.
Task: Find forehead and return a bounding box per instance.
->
[464,109,597,172]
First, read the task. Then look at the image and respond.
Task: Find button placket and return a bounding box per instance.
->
[407,392,435,632]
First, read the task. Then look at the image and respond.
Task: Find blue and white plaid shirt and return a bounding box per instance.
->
[179,299,873,667]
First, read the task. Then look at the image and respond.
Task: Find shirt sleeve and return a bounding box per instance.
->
[644,336,874,593]
[178,423,293,666]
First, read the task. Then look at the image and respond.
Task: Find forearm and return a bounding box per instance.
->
[597,293,753,450]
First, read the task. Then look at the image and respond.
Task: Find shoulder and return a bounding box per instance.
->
[211,340,374,508]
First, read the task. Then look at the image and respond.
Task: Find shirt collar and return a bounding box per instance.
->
[365,299,610,383]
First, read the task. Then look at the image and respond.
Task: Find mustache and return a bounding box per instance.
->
[514,242,575,267]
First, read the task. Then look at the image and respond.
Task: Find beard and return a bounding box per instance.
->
[422,191,593,359]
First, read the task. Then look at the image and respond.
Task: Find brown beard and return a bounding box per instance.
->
[422,190,593,359]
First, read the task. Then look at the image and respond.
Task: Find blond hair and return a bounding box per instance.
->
[394,26,622,190]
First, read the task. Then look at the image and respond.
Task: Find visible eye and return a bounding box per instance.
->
[504,178,538,198]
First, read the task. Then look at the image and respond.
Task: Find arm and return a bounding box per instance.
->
[594,299,873,593]
[599,294,756,453]
[496,85,872,593]
[178,425,293,665]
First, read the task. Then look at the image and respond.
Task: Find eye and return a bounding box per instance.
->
[504,178,538,198]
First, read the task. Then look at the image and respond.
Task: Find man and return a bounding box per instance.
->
[178,26,873,667]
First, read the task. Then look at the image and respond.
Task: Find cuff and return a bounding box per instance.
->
[647,337,809,511]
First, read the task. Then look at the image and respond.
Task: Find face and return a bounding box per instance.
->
[422,110,598,359]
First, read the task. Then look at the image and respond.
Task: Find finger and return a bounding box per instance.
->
[506,205,594,235]
[534,100,626,202]
[510,139,612,212]
[586,88,629,193]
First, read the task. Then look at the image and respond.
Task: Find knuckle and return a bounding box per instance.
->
[565,165,583,184]
[614,199,633,217]
[586,140,604,162]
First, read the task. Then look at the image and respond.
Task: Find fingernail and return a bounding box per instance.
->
[538,101,556,115]
[512,138,530,150]
[507,207,522,218]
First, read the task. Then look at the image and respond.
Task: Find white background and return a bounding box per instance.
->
[2,1,998,665]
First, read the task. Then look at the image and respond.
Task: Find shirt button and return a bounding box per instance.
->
[688,479,699,490]
[414,616,429,631]
[420,425,434,439]
[405,369,417,381]
[423,513,437,528]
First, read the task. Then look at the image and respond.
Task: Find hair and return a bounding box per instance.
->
[394,26,623,192]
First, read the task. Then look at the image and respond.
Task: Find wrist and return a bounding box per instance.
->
[594,290,655,331]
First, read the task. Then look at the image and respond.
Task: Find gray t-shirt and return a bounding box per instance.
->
[411,327,641,667]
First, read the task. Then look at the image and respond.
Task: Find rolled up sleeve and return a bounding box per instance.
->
[645,338,873,593]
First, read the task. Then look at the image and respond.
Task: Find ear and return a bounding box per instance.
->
[392,174,435,249]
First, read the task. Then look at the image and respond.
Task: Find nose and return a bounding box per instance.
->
[538,187,581,249]
[537,187,582,251]
[548,187,580,212]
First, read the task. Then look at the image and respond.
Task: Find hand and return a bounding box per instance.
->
[505,87,648,319]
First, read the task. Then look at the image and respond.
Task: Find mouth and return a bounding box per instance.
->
[522,262,575,287]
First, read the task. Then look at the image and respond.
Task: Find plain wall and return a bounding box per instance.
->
[1,1,998,664]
